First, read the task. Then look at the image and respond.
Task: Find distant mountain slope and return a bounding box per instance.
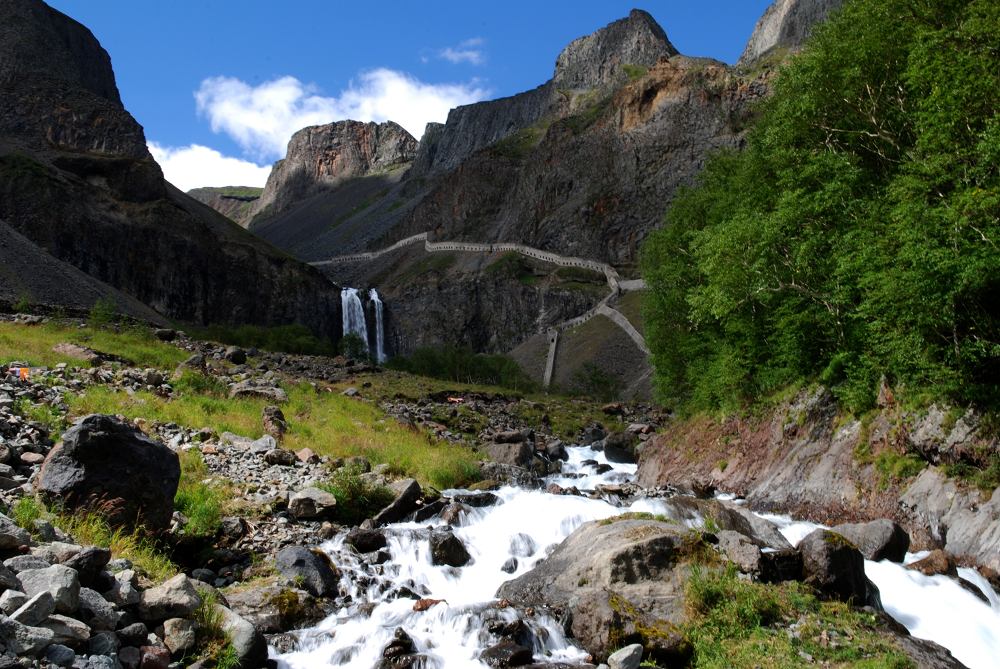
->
[0,0,341,335]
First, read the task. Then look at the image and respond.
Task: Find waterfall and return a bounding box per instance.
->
[341,287,369,353]
[369,288,386,363]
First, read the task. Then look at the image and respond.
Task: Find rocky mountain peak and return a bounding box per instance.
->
[252,120,418,221]
[0,0,147,158]
[552,8,677,90]
[738,0,843,66]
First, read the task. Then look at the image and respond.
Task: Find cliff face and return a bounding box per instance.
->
[251,120,417,222]
[738,0,844,65]
[0,0,341,335]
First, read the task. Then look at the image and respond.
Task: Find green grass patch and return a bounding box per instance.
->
[492,123,548,160]
[874,451,926,489]
[68,376,482,490]
[51,508,176,582]
[622,64,648,81]
[684,565,914,668]
[318,463,396,525]
[598,512,673,526]
[192,587,239,668]
[174,450,225,538]
[485,252,541,286]
[11,496,43,530]
[0,321,187,370]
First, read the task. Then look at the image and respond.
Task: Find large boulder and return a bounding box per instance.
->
[372,479,422,526]
[831,519,909,562]
[36,415,180,532]
[497,519,694,663]
[798,529,871,604]
[275,546,338,598]
[288,487,337,520]
[17,565,79,614]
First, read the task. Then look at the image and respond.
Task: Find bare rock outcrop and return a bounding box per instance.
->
[738,0,844,66]
[252,120,417,221]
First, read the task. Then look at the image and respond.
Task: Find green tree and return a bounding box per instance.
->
[642,0,999,412]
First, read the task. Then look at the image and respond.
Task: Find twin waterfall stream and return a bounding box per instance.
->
[341,288,386,363]
[273,445,1000,668]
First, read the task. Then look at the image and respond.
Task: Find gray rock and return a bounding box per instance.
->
[429,529,472,567]
[0,589,26,614]
[9,591,54,626]
[832,519,910,563]
[497,519,693,663]
[0,562,18,590]
[217,604,268,669]
[603,431,638,464]
[115,622,146,647]
[104,569,140,607]
[64,547,112,587]
[118,645,140,668]
[4,554,51,572]
[372,479,422,526]
[607,643,644,669]
[275,546,338,598]
[288,487,337,520]
[36,414,180,531]
[44,643,75,667]
[0,614,56,654]
[229,381,288,403]
[223,346,246,365]
[17,564,80,614]
[264,448,296,467]
[77,588,118,630]
[162,617,195,656]
[38,613,90,645]
[249,435,276,454]
[224,585,323,634]
[487,442,533,468]
[0,512,30,550]
[798,529,870,604]
[88,629,120,656]
[33,541,82,564]
[137,574,201,621]
[478,639,533,667]
[345,528,387,553]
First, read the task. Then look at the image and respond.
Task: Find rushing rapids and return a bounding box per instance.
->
[274,446,1000,668]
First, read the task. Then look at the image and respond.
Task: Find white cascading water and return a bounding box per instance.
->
[368,288,386,363]
[274,446,1000,669]
[341,287,369,353]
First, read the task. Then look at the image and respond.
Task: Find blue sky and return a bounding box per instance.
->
[46,1,772,190]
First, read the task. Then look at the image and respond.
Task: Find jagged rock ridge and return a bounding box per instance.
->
[738,0,844,65]
[0,0,341,335]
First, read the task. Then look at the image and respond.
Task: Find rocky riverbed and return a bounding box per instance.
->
[0,315,996,667]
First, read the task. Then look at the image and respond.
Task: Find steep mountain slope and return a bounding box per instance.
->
[0,0,341,334]
[0,218,166,322]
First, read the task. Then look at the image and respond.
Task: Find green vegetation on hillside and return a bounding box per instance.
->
[387,345,536,392]
[188,323,338,356]
[642,0,999,413]
[0,320,187,369]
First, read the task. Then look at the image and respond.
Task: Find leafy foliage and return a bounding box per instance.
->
[190,323,337,356]
[642,0,1000,413]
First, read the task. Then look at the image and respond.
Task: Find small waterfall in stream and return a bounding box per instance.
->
[341,288,369,354]
[275,447,1000,669]
[369,288,386,363]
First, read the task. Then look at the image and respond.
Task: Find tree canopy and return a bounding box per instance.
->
[641,0,999,412]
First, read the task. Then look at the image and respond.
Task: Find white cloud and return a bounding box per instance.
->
[194,70,490,161]
[148,142,271,192]
[439,37,486,65]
